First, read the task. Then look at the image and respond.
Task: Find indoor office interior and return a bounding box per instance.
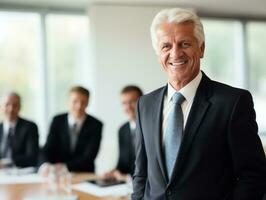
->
[0,0,266,174]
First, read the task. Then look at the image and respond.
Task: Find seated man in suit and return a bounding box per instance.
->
[104,85,143,181]
[0,92,39,168]
[42,86,102,172]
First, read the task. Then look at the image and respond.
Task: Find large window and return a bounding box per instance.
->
[46,14,89,119]
[202,19,237,85]
[0,12,41,124]
[247,22,266,135]
[0,11,89,144]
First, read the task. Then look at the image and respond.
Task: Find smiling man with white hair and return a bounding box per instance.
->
[132,8,266,200]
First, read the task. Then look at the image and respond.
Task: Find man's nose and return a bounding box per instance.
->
[170,45,184,58]
[75,103,82,110]
[7,105,14,112]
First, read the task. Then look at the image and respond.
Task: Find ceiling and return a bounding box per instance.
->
[0,0,266,19]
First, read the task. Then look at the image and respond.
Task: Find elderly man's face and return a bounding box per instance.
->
[68,92,88,120]
[156,22,204,86]
[121,91,140,121]
[1,95,20,122]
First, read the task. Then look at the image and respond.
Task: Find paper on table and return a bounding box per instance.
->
[0,173,45,184]
[72,181,132,197]
[24,195,78,200]
[0,167,36,175]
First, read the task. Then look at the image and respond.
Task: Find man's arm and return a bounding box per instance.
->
[116,127,125,172]
[13,123,39,167]
[229,91,266,200]
[42,117,59,163]
[132,99,147,200]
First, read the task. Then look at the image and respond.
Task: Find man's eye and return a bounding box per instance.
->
[182,42,191,48]
[162,44,170,50]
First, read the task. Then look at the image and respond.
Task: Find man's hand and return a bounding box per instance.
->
[0,158,12,169]
[103,169,130,182]
[0,160,4,169]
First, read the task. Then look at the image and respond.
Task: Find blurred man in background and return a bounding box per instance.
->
[104,85,143,182]
[0,92,39,168]
[42,86,102,172]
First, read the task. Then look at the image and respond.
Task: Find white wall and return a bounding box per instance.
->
[87,4,168,173]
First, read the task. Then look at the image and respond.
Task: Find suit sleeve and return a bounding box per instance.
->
[116,127,124,172]
[132,99,147,200]
[13,123,39,167]
[229,91,266,200]
[66,122,102,172]
[42,117,58,163]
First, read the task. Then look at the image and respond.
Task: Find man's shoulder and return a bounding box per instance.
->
[139,86,166,102]
[210,79,251,99]
[16,118,38,135]
[18,117,38,128]
[85,114,103,127]
[119,121,130,132]
[52,113,68,121]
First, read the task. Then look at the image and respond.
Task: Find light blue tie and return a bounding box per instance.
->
[165,92,185,178]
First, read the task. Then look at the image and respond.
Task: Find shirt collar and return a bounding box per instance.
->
[68,113,86,127]
[3,120,17,135]
[167,71,202,104]
[129,120,136,130]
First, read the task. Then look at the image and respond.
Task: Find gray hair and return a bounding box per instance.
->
[1,91,21,106]
[150,8,205,54]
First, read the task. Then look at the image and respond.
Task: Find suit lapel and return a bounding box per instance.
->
[62,116,71,155]
[0,124,3,143]
[126,123,135,164]
[74,115,89,153]
[169,73,212,184]
[0,124,3,157]
[12,118,22,150]
[14,118,22,136]
[152,86,168,184]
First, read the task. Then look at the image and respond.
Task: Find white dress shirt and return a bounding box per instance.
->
[129,120,136,133]
[162,71,202,144]
[67,114,86,134]
[67,114,86,152]
[0,120,17,162]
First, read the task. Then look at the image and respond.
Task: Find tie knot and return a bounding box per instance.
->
[72,123,78,130]
[8,127,15,136]
[172,92,185,105]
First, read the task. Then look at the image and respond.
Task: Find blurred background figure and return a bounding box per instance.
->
[0,92,39,168]
[104,85,143,182]
[41,86,103,172]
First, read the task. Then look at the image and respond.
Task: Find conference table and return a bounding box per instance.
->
[0,173,129,200]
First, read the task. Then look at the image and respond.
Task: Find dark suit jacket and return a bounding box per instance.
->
[0,117,39,167]
[132,72,266,200]
[42,113,102,172]
[116,122,135,175]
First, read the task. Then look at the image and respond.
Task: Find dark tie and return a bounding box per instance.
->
[2,127,14,158]
[69,123,78,153]
[130,128,136,153]
[130,128,137,174]
[164,92,185,178]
